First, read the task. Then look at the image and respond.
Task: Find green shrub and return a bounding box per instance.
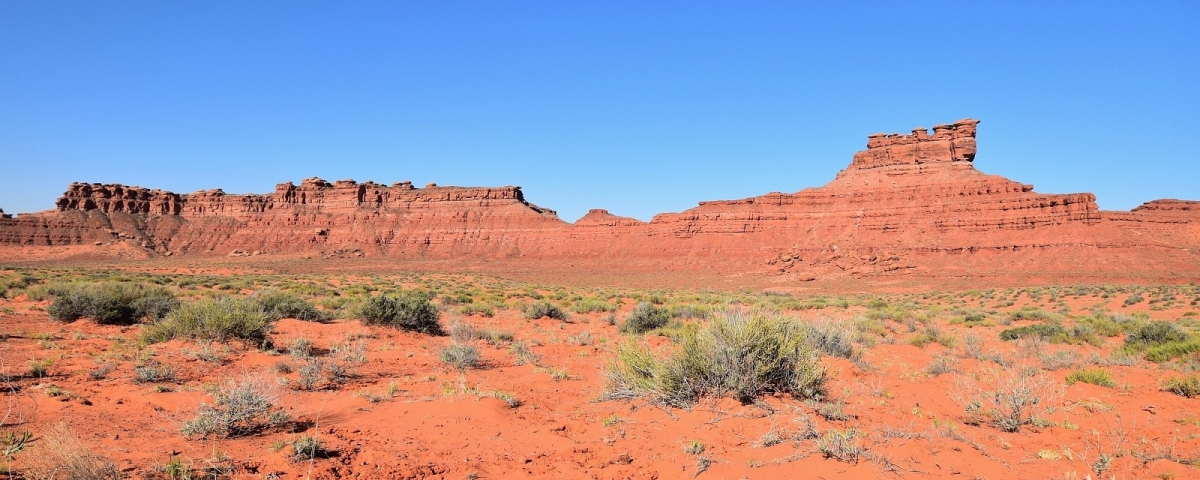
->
[1162,376,1200,398]
[571,298,616,314]
[1144,340,1200,363]
[605,310,827,407]
[619,302,671,334]
[1078,313,1139,337]
[458,303,495,317]
[508,341,541,366]
[999,322,1063,341]
[1008,309,1062,323]
[47,282,177,325]
[1125,321,1188,348]
[143,297,274,344]
[1065,368,1116,388]
[524,301,569,321]
[256,291,327,322]
[359,292,442,334]
[909,326,957,348]
[0,274,36,299]
[28,358,52,378]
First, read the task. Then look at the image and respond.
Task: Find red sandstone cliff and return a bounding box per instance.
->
[2,119,1197,282]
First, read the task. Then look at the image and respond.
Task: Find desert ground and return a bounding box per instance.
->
[0,262,1198,480]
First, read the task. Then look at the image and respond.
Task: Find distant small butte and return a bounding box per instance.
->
[2,118,1197,283]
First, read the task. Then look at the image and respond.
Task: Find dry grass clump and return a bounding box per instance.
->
[951,366,1063,432]
[21,422,120,480]
[1065,368,1116,388]
[803,318,859,359]
[440,343,481,372]
[605,310,827,407]
[817,428,861,464]
[181,372,289,438]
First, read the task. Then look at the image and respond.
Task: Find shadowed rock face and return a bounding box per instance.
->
[3,118,1197,282]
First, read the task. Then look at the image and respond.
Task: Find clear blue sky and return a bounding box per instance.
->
[2,1,1197,221]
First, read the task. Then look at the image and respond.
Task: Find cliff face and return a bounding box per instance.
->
[3,118,1197,282]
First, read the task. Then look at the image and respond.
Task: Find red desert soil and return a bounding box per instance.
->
[1,268,1198,479]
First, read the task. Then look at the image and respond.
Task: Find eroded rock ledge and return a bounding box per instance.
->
[55,178,556,218]
[3,118,1197,282]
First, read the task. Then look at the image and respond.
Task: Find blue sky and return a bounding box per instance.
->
[2,1,1197,221]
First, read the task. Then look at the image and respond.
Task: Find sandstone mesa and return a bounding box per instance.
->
[2,119,1197,283]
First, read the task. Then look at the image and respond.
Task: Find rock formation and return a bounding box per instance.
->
[3,118,1197,284]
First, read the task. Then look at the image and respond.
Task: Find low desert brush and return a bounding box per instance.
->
[508,341,541,366]
[951,366,1063,432]
[440,343,481,372]
[818,429,861,464]
[571,297,616,314]
[908,325,957,349]
[804,318,859,359]
[256,290,328,322]
[524,301,569,321]
[292,435,325,460]
[48,281,177,325]
[1162,376,1200,398]
[605,310,827,407]
[143,297,274,345]
[618,301,671,334]
[182,372,288,438]
[1065,368,1116,388]
[359,291,442,334]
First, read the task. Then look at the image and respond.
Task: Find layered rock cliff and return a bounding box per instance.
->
[3,118,1197,283]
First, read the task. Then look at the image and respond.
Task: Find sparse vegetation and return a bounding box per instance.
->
[21,422,120,480]
[818,429,861,464]
[803,318,858,359]
[1162,376,1200,398]
[359,292,443,334]
[143,297,275,344]
[524,301,569,321]
[618,301,671,334]
[292,435,326,460]
[1065,368,1116,387]
[257,290,328,322]
[181,372,288,438]
[440,343,481,372]
[951,366,1063,432]
[48,282,177,325]
[4,267,1199,478]
[605,310,827,407]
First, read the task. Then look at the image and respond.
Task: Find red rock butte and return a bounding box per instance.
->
[2,118,1197,284]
